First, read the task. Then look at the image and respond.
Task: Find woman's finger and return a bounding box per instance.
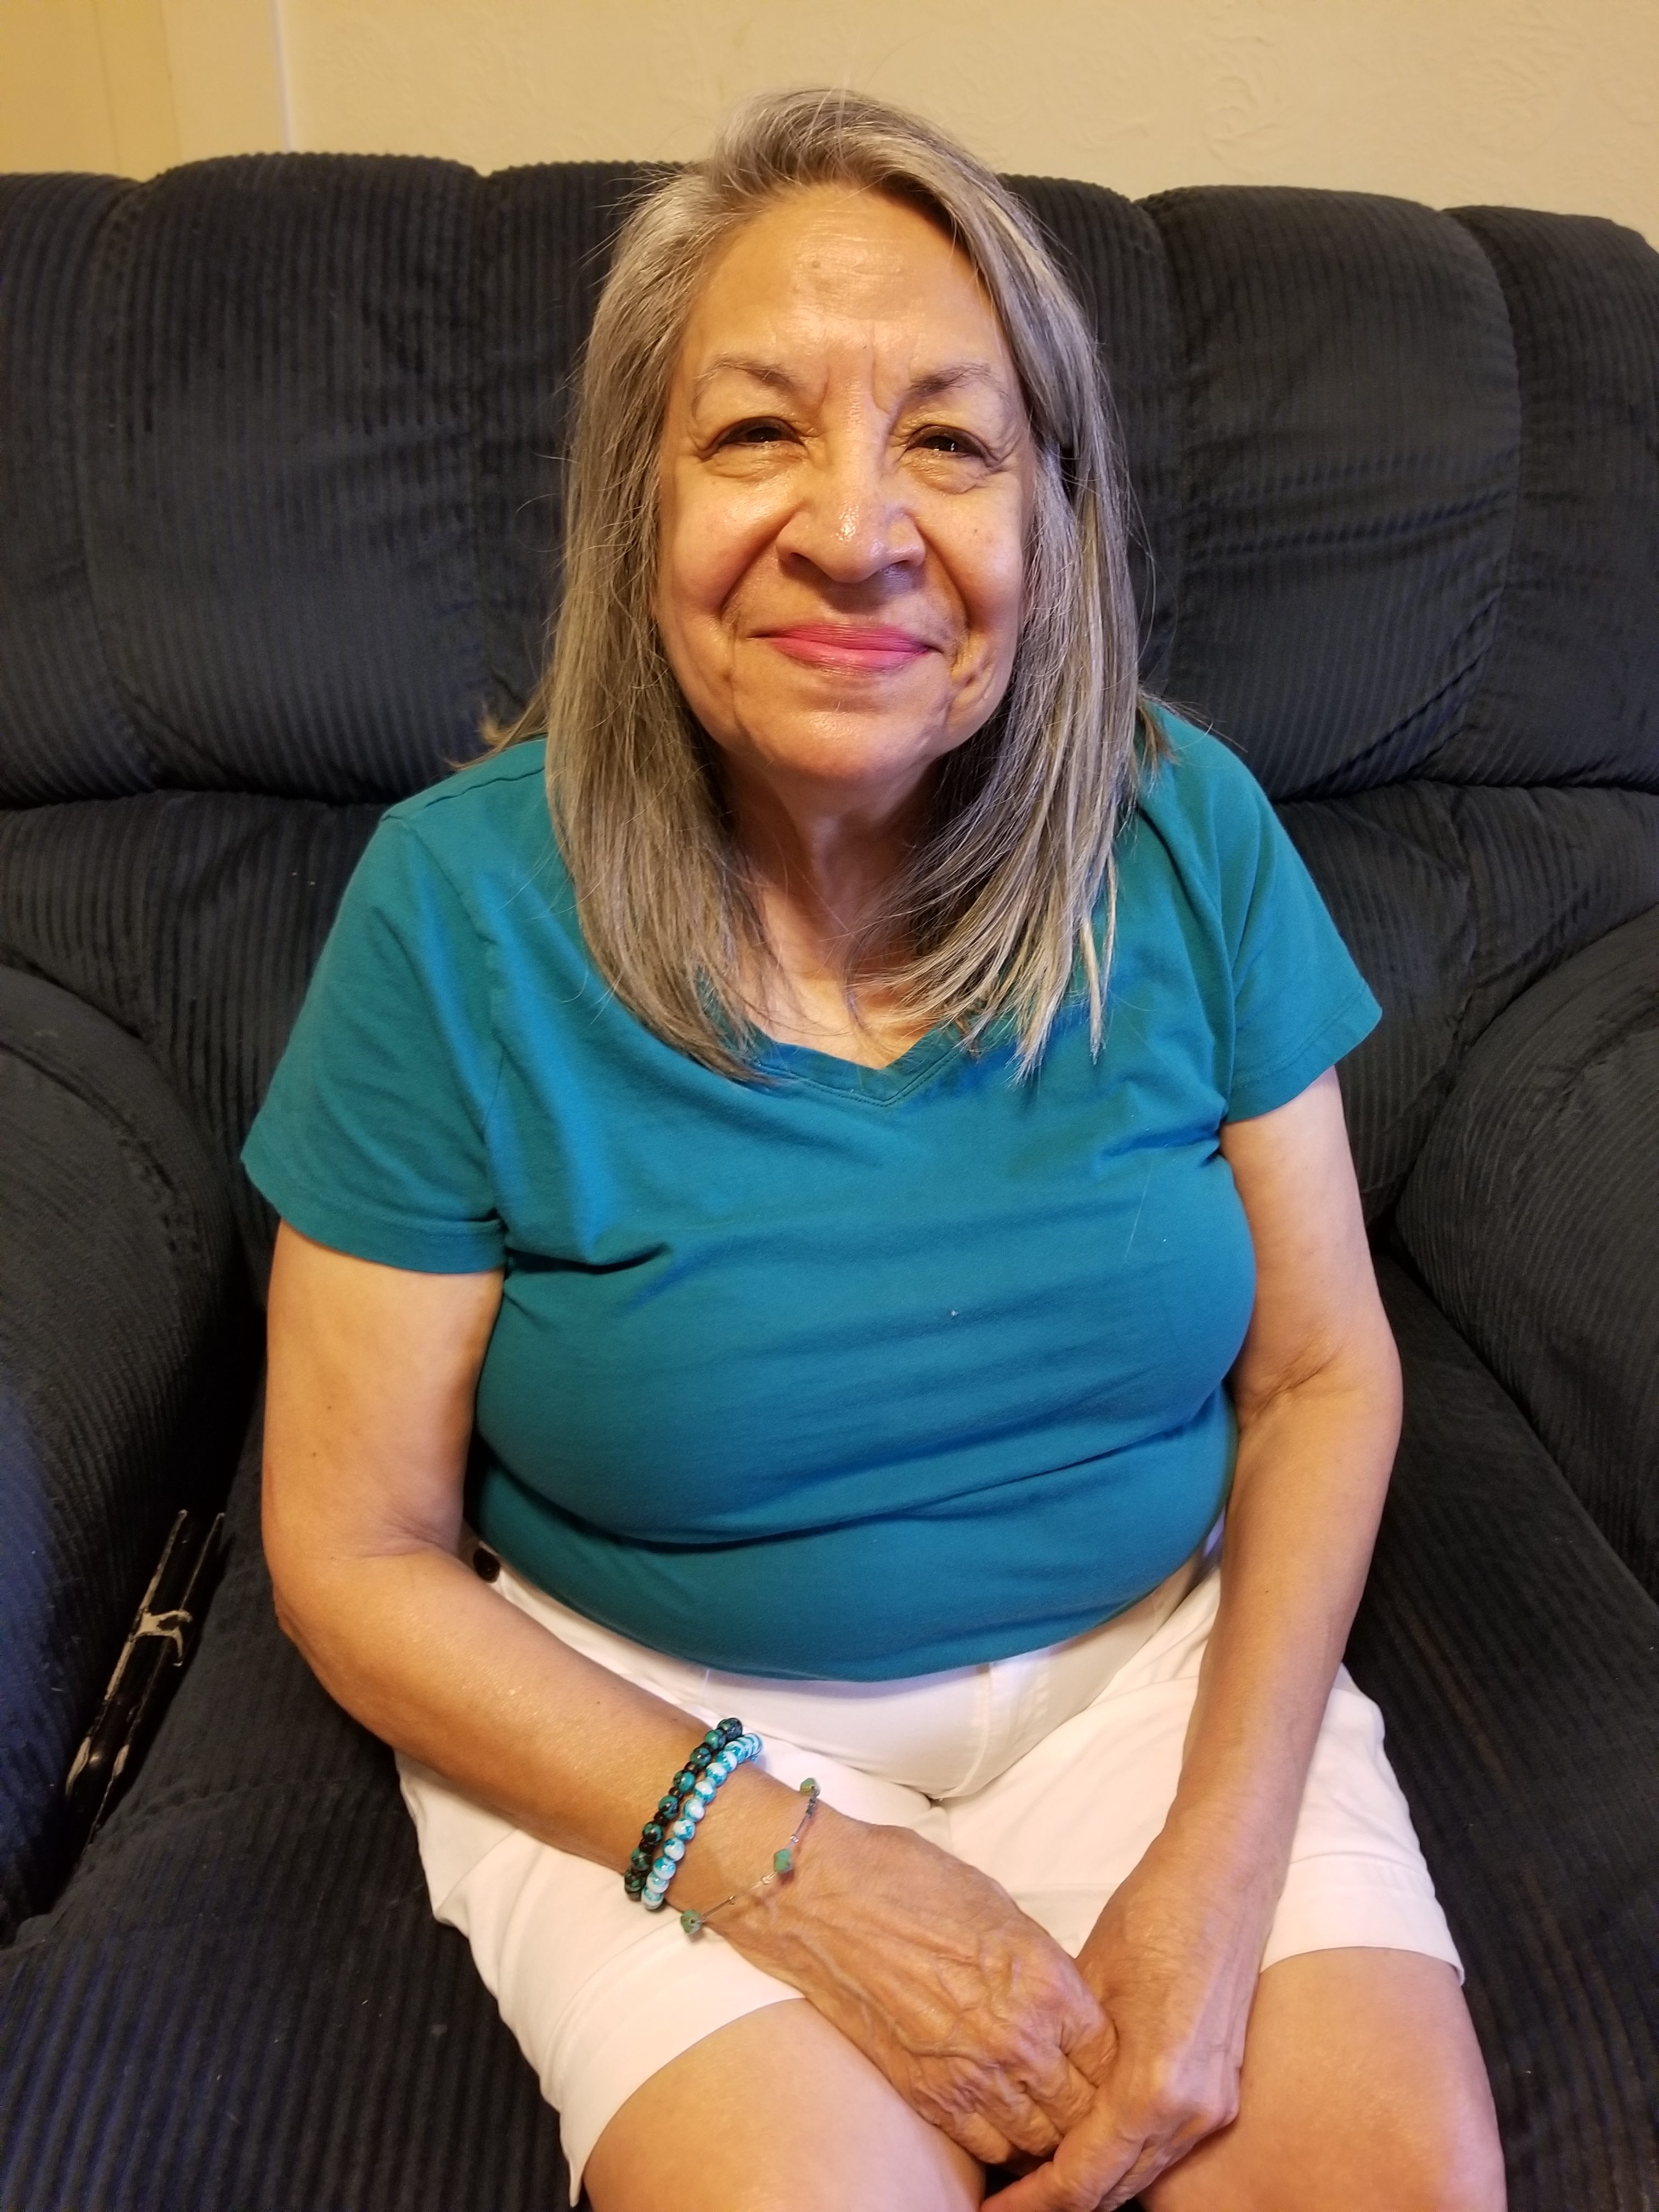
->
[1018,2046,1103,2137]
[917,2064,1060,2163]
[980,2099,1146,2212]
[976,2085,1062,2162]
[933,1996,1102,2155]
[938,2104,1019,2170]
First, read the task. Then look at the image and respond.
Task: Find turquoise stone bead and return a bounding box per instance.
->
[680,1908,704,1935]
[773,1847,793,1874]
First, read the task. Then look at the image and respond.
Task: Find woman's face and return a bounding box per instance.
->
[656,185,1036,815]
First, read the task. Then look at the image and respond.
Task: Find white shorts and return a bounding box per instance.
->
[398,1544,1459,2201]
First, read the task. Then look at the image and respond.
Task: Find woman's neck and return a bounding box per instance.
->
[723,757,936,1067]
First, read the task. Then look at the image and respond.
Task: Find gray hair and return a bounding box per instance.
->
[493,86,1157,1074]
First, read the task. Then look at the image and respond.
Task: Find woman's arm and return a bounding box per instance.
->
[263,1221,1106,2165]
[990,1065,1401,2211]
[263,1222,758,1871]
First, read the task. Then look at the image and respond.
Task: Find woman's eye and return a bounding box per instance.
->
[914,428,986,459]
[718,419,792,448]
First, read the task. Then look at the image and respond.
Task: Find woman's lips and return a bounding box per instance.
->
[762,624,933,672]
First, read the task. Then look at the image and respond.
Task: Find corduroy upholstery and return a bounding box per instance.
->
[0,968,247,1945]
[0,152,1655,2210]
[1396,905,1659,1596]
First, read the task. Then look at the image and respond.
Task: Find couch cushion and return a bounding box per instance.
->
[1355,1259,1659,2209]
[1008,176,1185,686]
[1144,186,1520,799]
[84,154,490,800]
[1432,208,1659,791]
[0,792,381,1276]
[0,969,246,1940]
[0,175,146,803]
[473,161,661,727]
[1282,785,1659,1215]
[0,158,653,808]
[1393,904,1659,1593]
[0,1400,572,2212]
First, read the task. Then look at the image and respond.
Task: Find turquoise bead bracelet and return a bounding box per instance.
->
[638,1732,762,1911]
[680,1777,821,1936]
[622,1720,761,1911]
[622,1716,744,1901]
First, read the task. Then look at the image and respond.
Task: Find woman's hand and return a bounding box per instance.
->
[984,1075,1403,2209]
[984,1836,1271,2210]
[716,1804,1110,2168]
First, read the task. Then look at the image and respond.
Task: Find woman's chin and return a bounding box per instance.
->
[711,673,974,794]
[733,714,963,798]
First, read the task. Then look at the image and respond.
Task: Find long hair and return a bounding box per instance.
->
[491,87,1158,1075]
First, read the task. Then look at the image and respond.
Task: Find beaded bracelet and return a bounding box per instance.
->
[622,1719,761,1911]
[637,1733,762,1911]
[679,1778,821,1936]
[623,1716,745,1903]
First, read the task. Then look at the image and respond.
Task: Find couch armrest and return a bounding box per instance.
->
[1393,904,1659,1596]
[0,968,250,1940]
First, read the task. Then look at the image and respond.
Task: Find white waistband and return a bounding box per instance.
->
[481,1527,1220,1801]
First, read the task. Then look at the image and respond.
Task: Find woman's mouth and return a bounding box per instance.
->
[761,624,933,672]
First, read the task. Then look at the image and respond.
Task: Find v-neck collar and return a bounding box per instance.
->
[751,1022,969,1104]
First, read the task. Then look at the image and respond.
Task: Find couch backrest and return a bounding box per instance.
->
[3,155,1657,1262]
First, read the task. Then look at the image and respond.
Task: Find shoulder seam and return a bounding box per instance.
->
[387,743,547,822]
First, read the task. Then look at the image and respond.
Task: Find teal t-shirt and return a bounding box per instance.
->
[243,714,1378,1680]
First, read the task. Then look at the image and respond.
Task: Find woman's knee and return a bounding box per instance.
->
[1144,1949,1506,2212]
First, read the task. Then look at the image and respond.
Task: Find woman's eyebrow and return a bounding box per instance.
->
[689,355,1012,407]
[904,362,1007,405]
[690,354,800,404]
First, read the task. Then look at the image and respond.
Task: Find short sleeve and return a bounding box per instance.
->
[1139,715,1381,1122]
[242,815,506,1272]
[1209,753,1380,1122]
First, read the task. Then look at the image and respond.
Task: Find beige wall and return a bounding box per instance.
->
[0,0,286,173]
[4,0,1656,242]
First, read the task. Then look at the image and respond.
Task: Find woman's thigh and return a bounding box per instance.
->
[1143,1949,1506,2212]
[582,1948,1503,2212]
[583,2001,985,2212]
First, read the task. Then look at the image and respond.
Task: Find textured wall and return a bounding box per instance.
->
[276,0,1658,239]
[2,0,1655,246]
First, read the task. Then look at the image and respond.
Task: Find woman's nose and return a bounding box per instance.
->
[777,438,924,585]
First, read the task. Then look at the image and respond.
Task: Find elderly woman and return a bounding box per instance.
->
[246,91,1505,2212]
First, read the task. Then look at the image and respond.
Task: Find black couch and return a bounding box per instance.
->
[1,154,1656,2211]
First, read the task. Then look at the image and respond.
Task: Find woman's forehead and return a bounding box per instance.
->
[675,185,1018,403]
